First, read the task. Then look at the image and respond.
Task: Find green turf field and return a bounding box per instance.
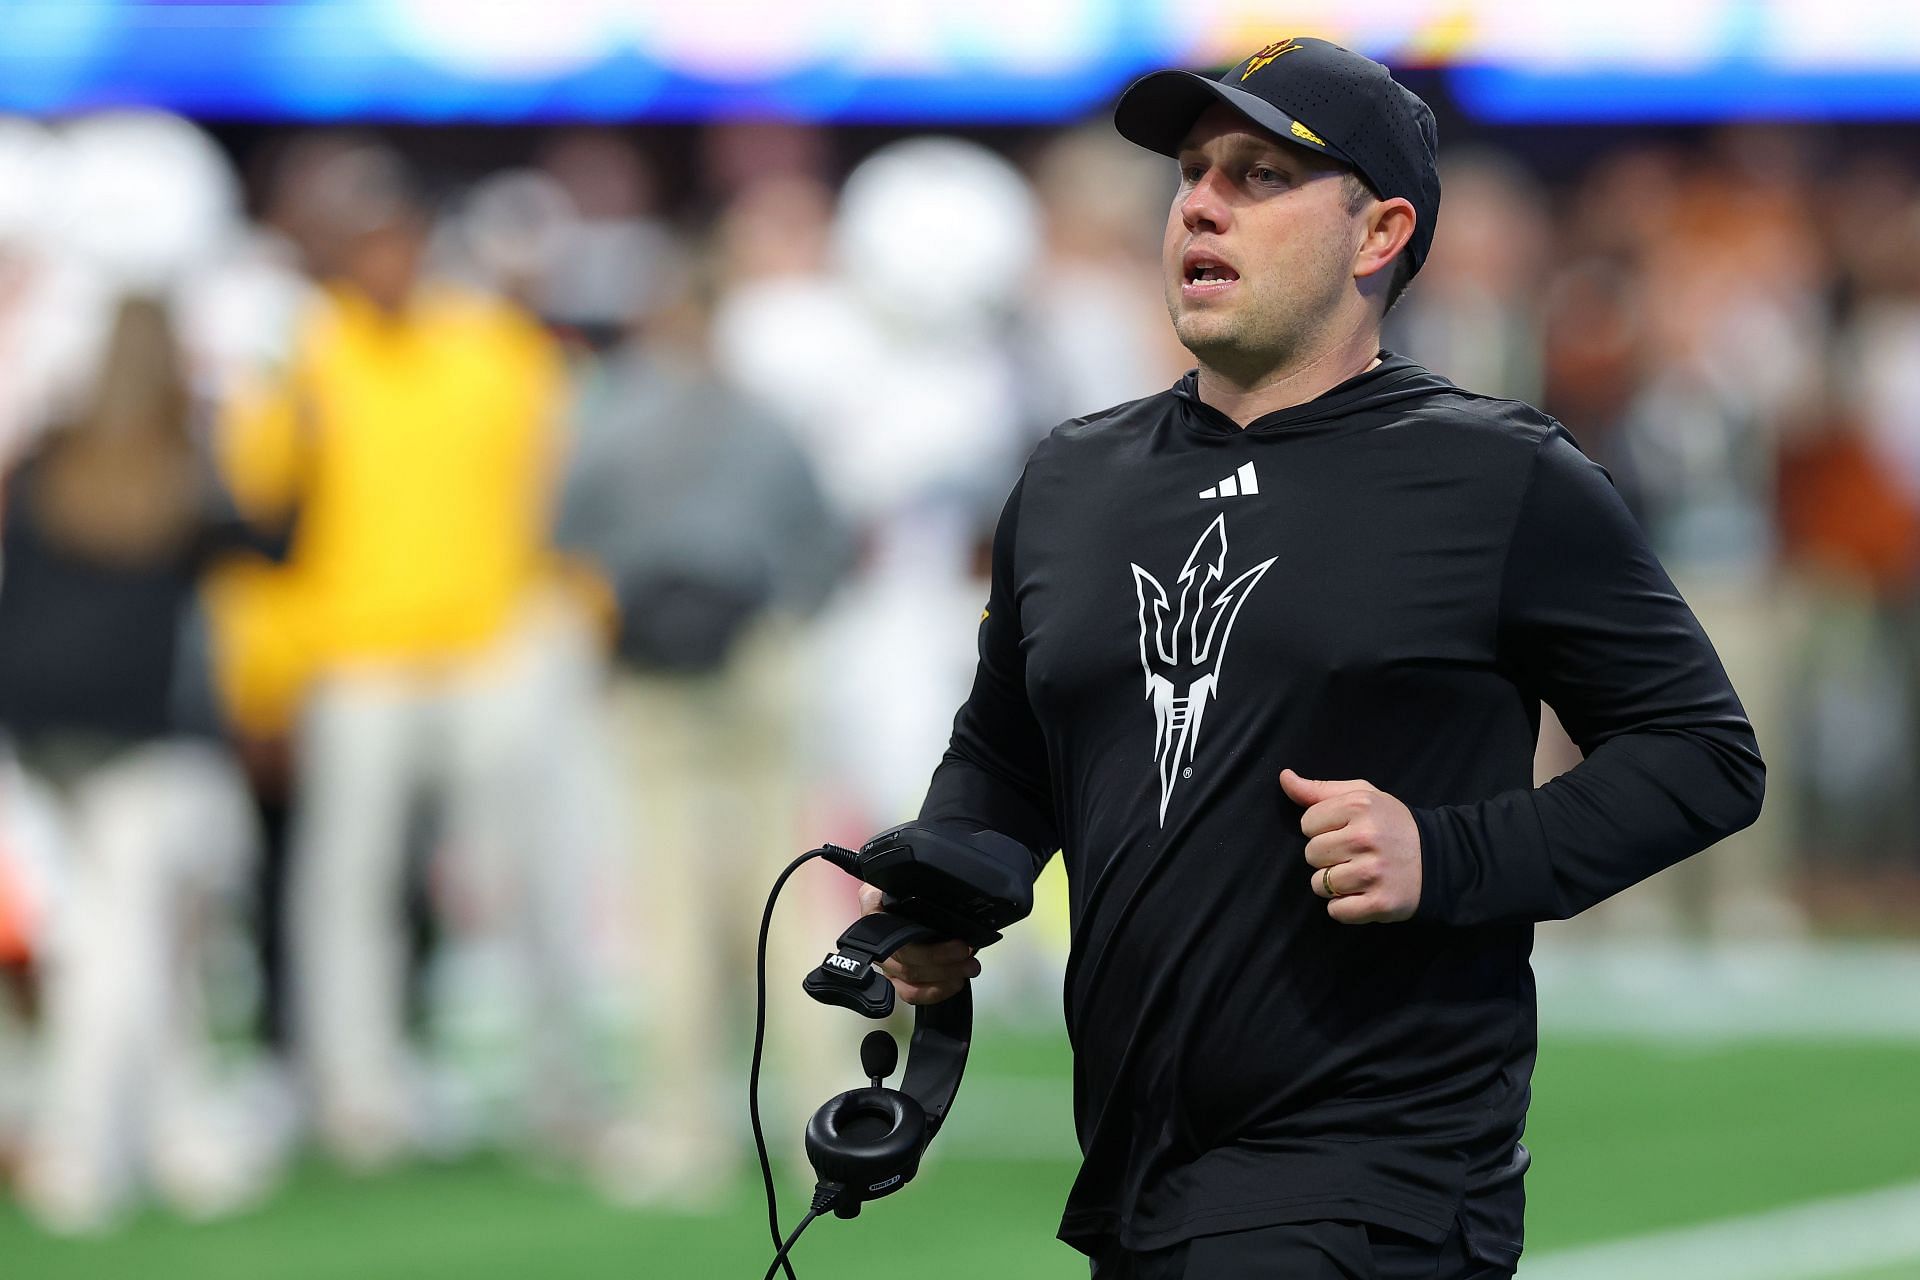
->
[4,1025,1918,1280]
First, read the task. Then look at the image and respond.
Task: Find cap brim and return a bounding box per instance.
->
[1114,70,1356,170]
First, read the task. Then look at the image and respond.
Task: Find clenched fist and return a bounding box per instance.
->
[1280,769,1423,924]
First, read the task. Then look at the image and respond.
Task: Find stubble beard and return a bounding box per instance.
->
[1167,254,1354,388]
[1168,280,1311,386]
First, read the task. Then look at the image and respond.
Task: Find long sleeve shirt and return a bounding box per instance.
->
[210,283,566,737]
[919,352,1764,1268]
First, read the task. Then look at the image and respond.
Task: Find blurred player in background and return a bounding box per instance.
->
[0,110,301,1235]
[214,145,609,1169]
[0,295,287,1232]
[557,244,852,1206]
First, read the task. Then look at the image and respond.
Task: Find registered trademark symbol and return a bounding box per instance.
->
[1182,767,1193,779]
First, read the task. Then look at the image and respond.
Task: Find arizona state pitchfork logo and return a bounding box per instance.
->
[1241,38,1301,81]
[1131,515,1276,824]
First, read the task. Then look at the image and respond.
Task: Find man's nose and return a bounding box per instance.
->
[1180,170,1230,235]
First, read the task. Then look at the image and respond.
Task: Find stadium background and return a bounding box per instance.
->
[1,3,1918,1278]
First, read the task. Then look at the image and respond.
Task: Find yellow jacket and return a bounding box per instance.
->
[207,283,567,736]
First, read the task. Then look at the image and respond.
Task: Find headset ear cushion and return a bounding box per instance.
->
[804,1086,928,1194]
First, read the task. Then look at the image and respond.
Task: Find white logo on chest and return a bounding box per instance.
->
[1130,513,1276,825]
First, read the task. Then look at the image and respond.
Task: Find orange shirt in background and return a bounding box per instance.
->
[1778,421,1920,593]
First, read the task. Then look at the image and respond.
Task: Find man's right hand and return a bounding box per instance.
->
[859,883,981,1005]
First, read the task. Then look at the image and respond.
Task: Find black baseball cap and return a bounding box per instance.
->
[1114,37,1441,276]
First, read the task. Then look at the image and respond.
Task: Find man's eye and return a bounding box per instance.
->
[1180,164,1206,184]
[1252,166,1283,184]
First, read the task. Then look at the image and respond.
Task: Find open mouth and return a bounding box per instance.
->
[1183,252,1240,289]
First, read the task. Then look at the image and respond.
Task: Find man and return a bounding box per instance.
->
[557,253,852,1205]
[215,146,600,1168]
[866,38,1765,1280]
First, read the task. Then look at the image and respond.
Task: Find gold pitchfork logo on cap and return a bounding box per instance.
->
[1241,38,1301,81]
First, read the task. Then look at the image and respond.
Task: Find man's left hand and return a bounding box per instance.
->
[1280,769,1422,924]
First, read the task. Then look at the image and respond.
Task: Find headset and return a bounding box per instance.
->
[750,822,1037,1279]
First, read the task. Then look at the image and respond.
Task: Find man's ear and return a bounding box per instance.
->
[1355,197,1416,282]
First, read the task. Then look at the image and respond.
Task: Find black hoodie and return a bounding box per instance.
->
[919,352,1764,1268]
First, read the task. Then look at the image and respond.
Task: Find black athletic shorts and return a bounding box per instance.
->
[1087,1219,1514,1280]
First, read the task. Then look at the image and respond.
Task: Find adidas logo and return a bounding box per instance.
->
[1199,462,1259,500]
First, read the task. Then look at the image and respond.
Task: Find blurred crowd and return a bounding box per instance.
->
[0,108,1915,1233]
[1392,130,1920,927]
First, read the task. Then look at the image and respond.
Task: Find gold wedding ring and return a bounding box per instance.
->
[1321,865,1341,898]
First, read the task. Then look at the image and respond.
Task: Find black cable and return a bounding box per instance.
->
[752,848,826,1280]
[759,1207,822,1280]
